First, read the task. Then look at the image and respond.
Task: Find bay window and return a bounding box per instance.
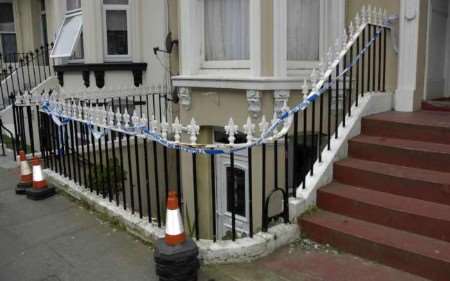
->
[103,0,130,61]
[203,0,250,68]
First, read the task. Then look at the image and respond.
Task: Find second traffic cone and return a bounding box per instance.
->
[16,150,32,194]
[26,157,55,201]
[164,192,186,246]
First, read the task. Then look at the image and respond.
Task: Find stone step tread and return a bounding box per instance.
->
[363,111,450,129]
[336,158,450,186]
[302,210,450,263]
[319,182,450,223]
[350,135,450,154]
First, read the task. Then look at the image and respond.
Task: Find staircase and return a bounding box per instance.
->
[300,110,450,281]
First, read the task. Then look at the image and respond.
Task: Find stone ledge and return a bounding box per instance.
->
[45,169,299,264]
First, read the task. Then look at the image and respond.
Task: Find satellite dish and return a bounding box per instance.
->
[153,32,179,55]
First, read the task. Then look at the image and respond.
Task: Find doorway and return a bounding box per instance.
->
[215,152,250,240]
[425,0,450,100]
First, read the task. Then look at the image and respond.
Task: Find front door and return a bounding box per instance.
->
[425,0,450,99]
[215,152,249,239]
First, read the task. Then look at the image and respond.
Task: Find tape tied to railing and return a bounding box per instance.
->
[39,25,385,155]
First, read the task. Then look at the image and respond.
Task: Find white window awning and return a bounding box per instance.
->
[50,14,83,58]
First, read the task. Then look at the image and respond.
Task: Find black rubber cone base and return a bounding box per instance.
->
[26,187,56,201]
[16,182,32,195]
[154,238,199,281]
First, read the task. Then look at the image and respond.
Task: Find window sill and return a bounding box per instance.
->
[54,62,147,88]
[172,74,309,91]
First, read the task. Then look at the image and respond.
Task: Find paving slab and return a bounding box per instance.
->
[0,166,431,281]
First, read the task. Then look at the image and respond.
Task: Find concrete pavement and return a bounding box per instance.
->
[0,163,429,281]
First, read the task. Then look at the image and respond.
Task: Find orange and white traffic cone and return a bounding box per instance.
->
[164,191,186,246]
[16,150,32,194]
[26,157,55,200]
[154,191,199,281]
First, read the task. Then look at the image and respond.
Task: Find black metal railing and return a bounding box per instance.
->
[291,23,388,194]
[12,22,389,243]
[1,43,55,110]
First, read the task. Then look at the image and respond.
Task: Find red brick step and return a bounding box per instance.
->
[317,182,450,242]
[334,158,450,205]
[362,111,450,145]
[349,135,450,173]
[300,211,450,281]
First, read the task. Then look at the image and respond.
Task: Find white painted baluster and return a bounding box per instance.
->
[161,118,169,139]
[140,115,148,130]
[108,106,115,127]
[342,28,348,49]
[354,12,361,29]
[383,9,388,25]
[172,117,183,143]
[132,110,140,130]
[349,21,355,40]
[371,6,378,25]
[319,60,326,77]
[310,68,319,87]
[361,5,367,25]
[150,115,159,133]
[123,108,130,129]
[115,108,122,128]
[83,103,90,122]
[77,101,83,119]
[367,5,372,24]
[62,100,69,116]
[242,117,255,144]
[271,112,279,135]
[88,102,93,121]
[187,118,200,145]
[23,91,30,105]
[100,107,107,126]
[334,38,341,59]
[225,118,238,145]
[302,79,310,100]
[326,48,334,68]
[378,8,383,26]
[259,115,269,139]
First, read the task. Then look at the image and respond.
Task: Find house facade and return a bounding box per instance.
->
[1,0,449,278]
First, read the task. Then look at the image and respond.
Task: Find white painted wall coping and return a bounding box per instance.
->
[45,169,299,264]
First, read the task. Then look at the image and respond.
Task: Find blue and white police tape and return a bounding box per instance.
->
[39,25,384,155]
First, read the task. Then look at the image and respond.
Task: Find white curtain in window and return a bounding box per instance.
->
[287,0,320,61]
[204,0,249,61]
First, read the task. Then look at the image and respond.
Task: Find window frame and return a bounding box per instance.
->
[273,0,345,77]
[65,0,81,15]
[64,0,83,62]
[178,0,261,77]
[200,0,251,70]
[102,1,132,62]
[285,0,325,71]
[50,11,83,60]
